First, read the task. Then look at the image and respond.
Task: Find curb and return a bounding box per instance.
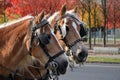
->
[86,61,120,64]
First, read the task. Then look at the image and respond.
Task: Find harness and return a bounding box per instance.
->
[53,13,83,49]
[29,19,65,68]
[0,19,64,80]
[28,19,65,80]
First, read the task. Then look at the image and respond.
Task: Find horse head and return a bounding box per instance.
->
[27,11,68,75]
[65,7,88,63]
[48,5,88,64]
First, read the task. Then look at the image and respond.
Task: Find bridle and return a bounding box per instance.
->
[0,18,64,80]
[29,19,65,68]
[29,18,65,80]
[29,20,65,80]
[53,13,83,49]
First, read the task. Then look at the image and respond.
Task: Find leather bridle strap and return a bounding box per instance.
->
[39,38,65,68]
[29,19,49,56]
[45,50,65,68]
[32,20,49,32]
[62,38,83,49]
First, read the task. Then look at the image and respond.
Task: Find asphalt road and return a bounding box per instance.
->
[59,63,120,80]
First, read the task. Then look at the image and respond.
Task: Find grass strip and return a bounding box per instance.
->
[87,56,120,63]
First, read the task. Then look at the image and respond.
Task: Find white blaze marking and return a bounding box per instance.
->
[72,22,80,37]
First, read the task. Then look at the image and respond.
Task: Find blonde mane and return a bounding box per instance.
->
[0,15,34,29]
[47,12,59,24]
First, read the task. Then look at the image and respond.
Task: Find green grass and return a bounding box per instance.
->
[87,56,120,63]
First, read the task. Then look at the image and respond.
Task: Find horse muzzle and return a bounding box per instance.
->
[79,48,88,62]
[54,53,68,75]
[73,48,88,63]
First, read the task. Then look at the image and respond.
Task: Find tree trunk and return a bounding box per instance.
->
[93,3,97,45]
[88,0,92,49]
[113,0,116,44]
[101,0,107,47]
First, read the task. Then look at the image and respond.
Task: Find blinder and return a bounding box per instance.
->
[63,13,88,37]
[37,33,51,46]
[79,24,87,37]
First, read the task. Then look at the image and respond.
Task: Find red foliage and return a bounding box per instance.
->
[106,0,120,28]
[5,0,77,19]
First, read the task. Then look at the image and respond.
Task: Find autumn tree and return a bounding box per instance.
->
[0,0,12,23]
[5,0,77,20]
[100,0,107,47]
[107,0,120,44]
[78,0,93,49]
[92,0,98,45]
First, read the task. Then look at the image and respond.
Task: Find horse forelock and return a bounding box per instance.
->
[66,10,86,25]
[47,12,59,24]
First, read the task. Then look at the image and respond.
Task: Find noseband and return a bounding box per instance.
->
[54,14,83,49]
[29,19,64,68]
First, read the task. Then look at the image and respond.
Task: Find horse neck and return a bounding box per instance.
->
[0,19,32,76]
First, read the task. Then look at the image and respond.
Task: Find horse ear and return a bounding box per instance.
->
[38,10,44,22]
[73,6,78,13]
[34,11,44,24]
[34,16,38,24]
[60,4,66,17]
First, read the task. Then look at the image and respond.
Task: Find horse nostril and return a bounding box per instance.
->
[78,50,88,62]
[64,60,68,68]
[57,60,68,74]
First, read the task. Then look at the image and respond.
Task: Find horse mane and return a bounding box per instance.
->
[47,4,66,29]
[47,11,59,29]
[0,15,33,29]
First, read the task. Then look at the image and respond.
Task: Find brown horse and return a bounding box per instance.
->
[47,5,88,64]
[64,7,88,68]
[0,11,68,80]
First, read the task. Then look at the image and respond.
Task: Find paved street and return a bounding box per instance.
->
[59,63,120,80]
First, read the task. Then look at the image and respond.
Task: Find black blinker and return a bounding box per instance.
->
[80,24,87,37]
[38,33,51,46]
